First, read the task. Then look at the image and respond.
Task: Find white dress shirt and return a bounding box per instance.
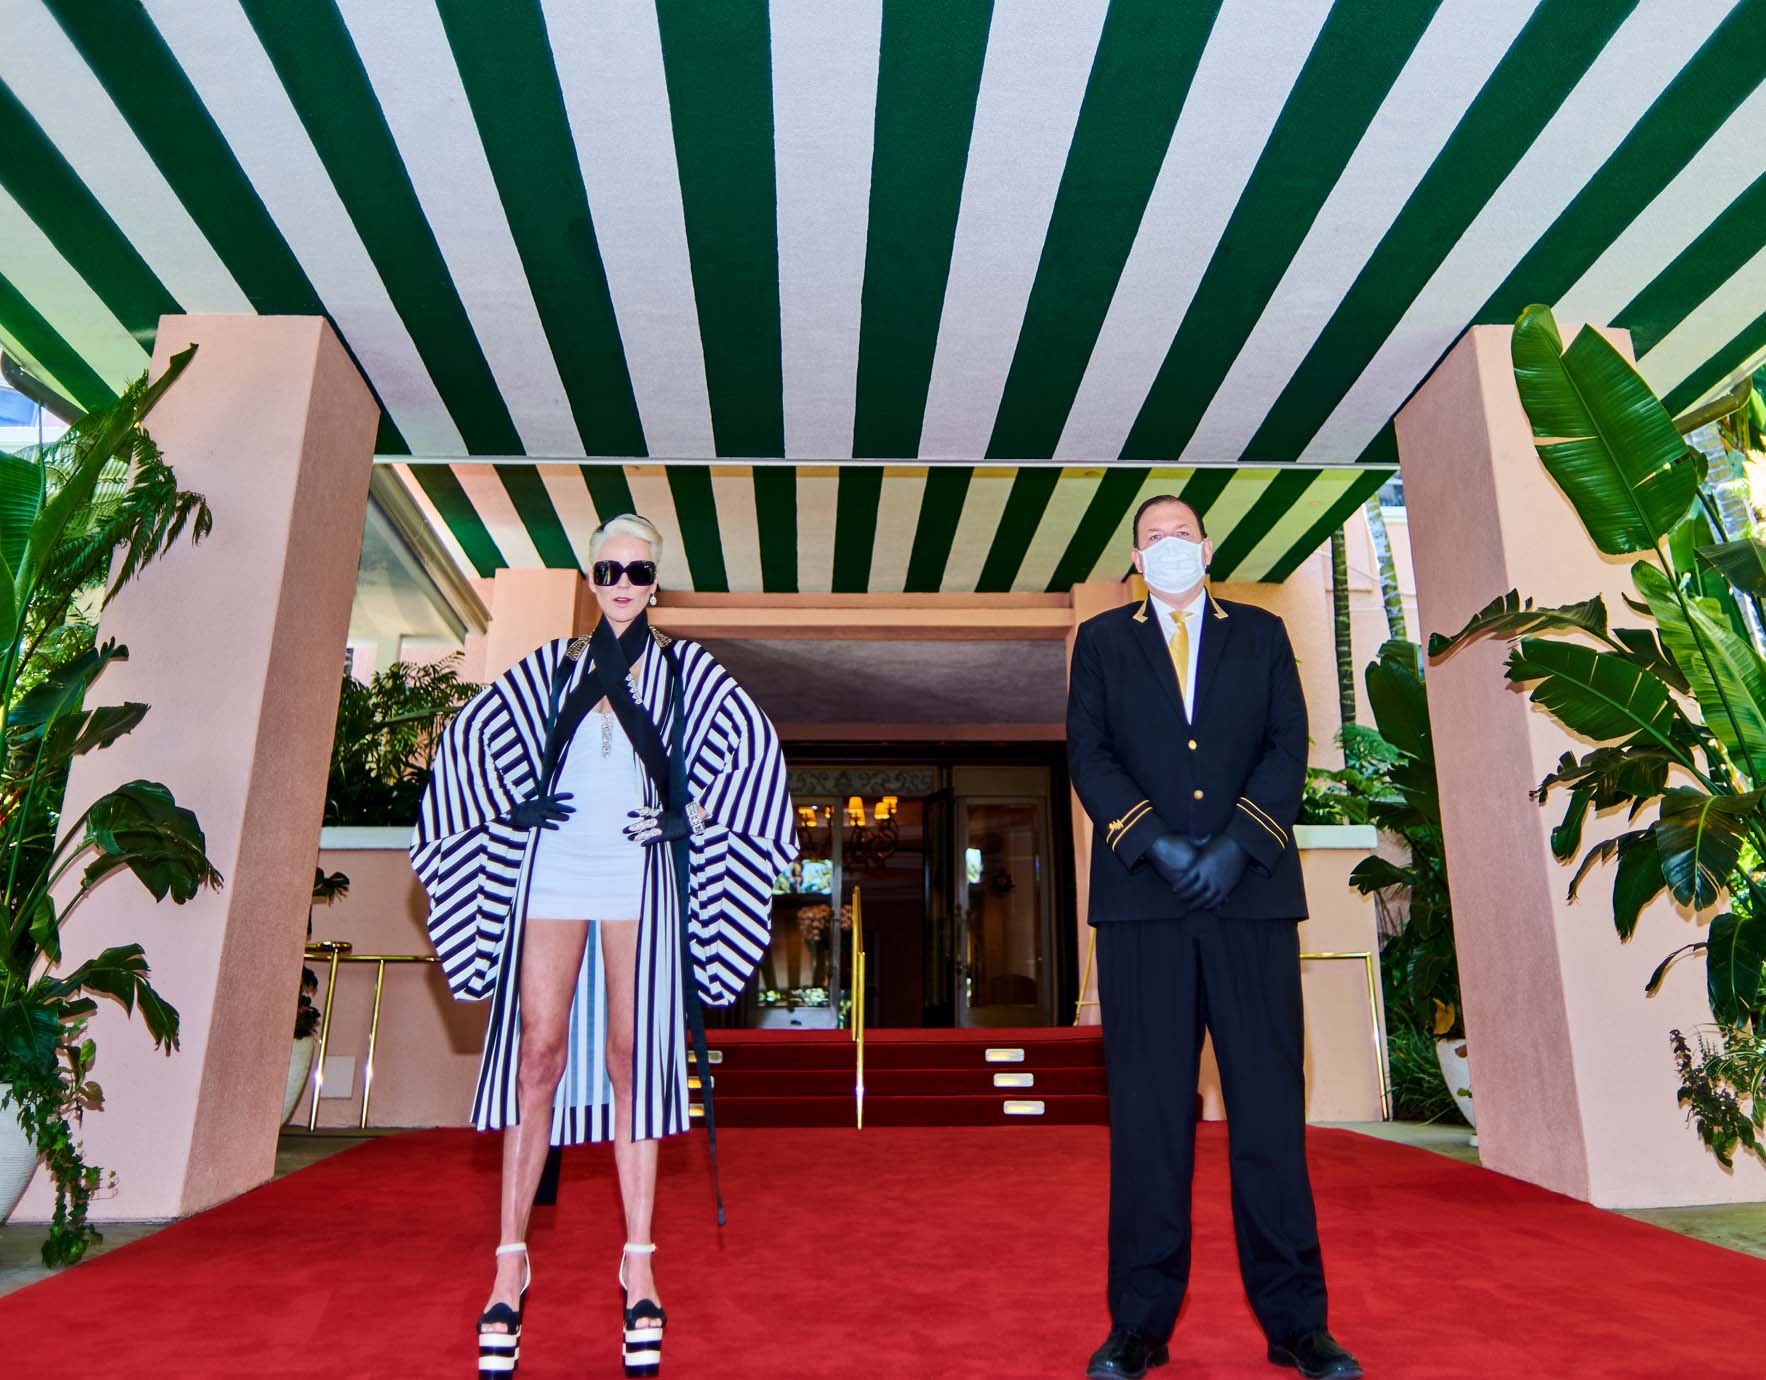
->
[1150,587,1207,720]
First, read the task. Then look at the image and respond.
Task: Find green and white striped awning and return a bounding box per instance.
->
[3,2,1765,588]
[391,461,1383,591]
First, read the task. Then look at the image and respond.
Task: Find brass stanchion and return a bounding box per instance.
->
[302,945,439,1129]
[305,940,351,1131]
[1074,929,1098,1024]
[1299,950,1391,1122]
[851,888,866,1130]
[1068,935,1389,1119]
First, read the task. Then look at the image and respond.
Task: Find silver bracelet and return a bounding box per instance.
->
[686,801,707,839]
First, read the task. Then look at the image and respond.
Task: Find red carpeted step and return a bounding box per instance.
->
[698,1028,1108,1126]
[706,1066,1106,1097]
[704,1026,1104,1072]
[711,1092,1111,1127]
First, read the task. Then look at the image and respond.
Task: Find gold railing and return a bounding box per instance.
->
[1073,931,1391,1120]
[850,887,866,1130]
[302,942,441,1131]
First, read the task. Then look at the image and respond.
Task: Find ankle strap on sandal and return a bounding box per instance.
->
[623,1241,657,1256]
[495,1242,528,1257]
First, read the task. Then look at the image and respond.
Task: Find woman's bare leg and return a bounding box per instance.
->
[601,918,661,1308]
[484,918,592,1328]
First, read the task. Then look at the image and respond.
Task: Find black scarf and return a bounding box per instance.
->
[540,613,671,799]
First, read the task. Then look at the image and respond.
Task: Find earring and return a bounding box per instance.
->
[649,594,657,606]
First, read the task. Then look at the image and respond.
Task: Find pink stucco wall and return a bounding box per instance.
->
[15,316,378,1222]
[1398,324,1766,1208]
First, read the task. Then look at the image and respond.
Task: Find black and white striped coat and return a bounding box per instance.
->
[410,632,798,1146]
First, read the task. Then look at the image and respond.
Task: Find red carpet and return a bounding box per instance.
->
[3,1124,1761,1379]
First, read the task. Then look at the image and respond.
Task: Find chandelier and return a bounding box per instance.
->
[794,796,900,871]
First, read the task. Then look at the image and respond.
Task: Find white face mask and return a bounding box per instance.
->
[1138,534,1208,591]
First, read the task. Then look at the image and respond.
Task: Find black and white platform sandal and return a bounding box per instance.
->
[478,1241,530,1377]
[619,1241,666,1378]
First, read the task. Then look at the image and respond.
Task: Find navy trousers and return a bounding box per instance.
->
[1097,913,1327,1343]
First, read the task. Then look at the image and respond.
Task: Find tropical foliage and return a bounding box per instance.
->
[0,352,222,1265]
[325,656,476,825]
[1433,305,1766,1161]
[1347,641,1462,1050]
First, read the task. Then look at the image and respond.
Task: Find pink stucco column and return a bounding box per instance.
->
[1397,324,1766,1207]
[16,316,378,1221]
[483,567,588,678]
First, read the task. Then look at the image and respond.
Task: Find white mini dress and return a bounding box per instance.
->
[525,709,648,922]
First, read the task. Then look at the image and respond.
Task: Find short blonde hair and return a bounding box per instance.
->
[589,513,663,564]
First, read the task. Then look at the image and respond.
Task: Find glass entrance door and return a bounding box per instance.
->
[758,798,839,1028]
[953,768,1054,1028]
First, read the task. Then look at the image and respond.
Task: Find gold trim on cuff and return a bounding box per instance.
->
[1235,799,1286,847]
[1107,800,1152,849]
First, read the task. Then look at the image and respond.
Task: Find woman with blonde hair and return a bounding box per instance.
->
[411,514,798,1378]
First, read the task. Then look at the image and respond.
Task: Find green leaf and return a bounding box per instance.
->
[19,347,194,604]
[27,894,58,966]
[1510,305,1698,554]
[1636,561,1766,783]
[61,702,149,758]
[1613,627,1690,695]
[1568,829,1649,902]
[1506,637,1686,747]
[1655,787,1764,909]
[1363,640,1432,762]
[1348,855,1413,895]
[1705,910,1765,1026]
[79,780,222,904]
[1693,538,1766,594]
[1537,745,1673,811]
[1646,942,1705,996]
[1427,589,1609,658]
[41,944,180,1052]
[0,450,45,581]
[1551,787,1595,861]
[1612,831,1666,941]
[8,640,129,741]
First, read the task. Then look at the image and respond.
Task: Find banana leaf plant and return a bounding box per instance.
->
[0,348,223,1266]
[1432,305,1766,1156]
[1347,640,1461,1043]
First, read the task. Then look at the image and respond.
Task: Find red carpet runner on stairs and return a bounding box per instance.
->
[4,1123,1763,1379]
[704,1026,1108,1126]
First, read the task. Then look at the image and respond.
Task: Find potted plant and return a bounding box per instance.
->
[282,867,349,1125]
[1434,305,1766,1162]
[0,352,223,1265]
[284,965,321,1126]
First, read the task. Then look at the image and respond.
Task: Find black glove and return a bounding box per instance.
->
[624,804,696,845]
[502,791,574,831]
[1146,832,1200,891]
[1177,835,1248,911]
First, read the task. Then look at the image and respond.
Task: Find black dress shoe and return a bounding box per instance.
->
[1085,1324,1170,1380]
[1267,1328,1362,1379]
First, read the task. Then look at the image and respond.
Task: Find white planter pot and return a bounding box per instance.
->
[283,1037,317,1125]
[0,1083,39,1223]
[1435,1037,1475,1129]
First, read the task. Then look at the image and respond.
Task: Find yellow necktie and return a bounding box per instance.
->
[1168,609,1190,705]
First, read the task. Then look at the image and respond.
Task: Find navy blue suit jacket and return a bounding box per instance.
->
[1067,591,1309,923]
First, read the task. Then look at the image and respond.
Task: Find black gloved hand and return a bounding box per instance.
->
[624,804,695,845]
[1146,832,1200,891]
[1179,834,1248,911]
[502,791,574,831]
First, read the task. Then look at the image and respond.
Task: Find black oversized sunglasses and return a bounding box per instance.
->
[592,559,657,587]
